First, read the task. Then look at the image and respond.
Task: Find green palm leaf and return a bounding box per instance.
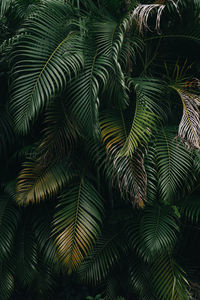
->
[10,1,83,134]
[155,128,192,203]
[16,159,75,206]
[0,111,16,157]
[68,50,111,136]
[39,97,80,159]
[0,265,14,300]
[151,254,189,300]
[53,178,104,273]
[0,0,12,17]
[100,111,147,206]
[119,78,166,156]
[78,227,127,284]
[180,194,200,223]
[139,204,179,260]
[14,221,38,287]
[0,195,20,261]
[126,204,179,262]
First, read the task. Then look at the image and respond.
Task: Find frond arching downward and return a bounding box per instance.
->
[151,254,189,300]
[53,178,104,273]
[177,90,200,149]
[10,1,83,134]
[155,128,192,203]
[16,159,74,206]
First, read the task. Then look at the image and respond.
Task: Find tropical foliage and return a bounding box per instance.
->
[0,0,200,299]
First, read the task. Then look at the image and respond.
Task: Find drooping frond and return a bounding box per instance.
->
[100,110,127,155]
[0,0,12,17]
[112,149,147,207]
[129,260,154,300]
[10,1,83,134]
[132,1,180,34]
[119,78,166,156]
[177,90,200,149]
[155,128,192,203]
[14,221,38,287]
[180,194,200,223]
[151,254,190,300]
[53,178,104,273]
[38,98,80,160]
[139,204,179,261]
[16,159,75,206]
[0,264,14,300]
[32,204,57,265]
[0,195,21,261]
[68,49,111,137]
[0,111,16,157]
[78,227,127,284]
[126,204,179,262]
[100,111,147,206]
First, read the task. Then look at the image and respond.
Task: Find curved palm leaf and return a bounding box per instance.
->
[119,78,166,156]
[155,128,192,203]
[180,193,200,223]
[0,264,14,300]
[32,204,57,265]
[0,0,12,17]
[16,159,76,206]
[68,49,111,137]
[126,204,179,262]
[0,111,16,157]
[53,178,104,273]
[177,90,200,149]
[78,227,127,285]
[129,260,155,300]
[151,254,189,300]
[132,1,180,34]
[100,110,147,206]
[139,204,179,261]
[0,195,20,261]
[14,221,38,287]
[10,0,83,134]
[39,97,80,159]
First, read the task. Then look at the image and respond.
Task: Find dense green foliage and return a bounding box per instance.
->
[1,0,200,299]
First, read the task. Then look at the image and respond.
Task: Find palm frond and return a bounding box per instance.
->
[0,111,16,157]
[68,49,111,137]
[53,178,104,273]
[100,110,127,155]
[126,204,179,262]
[112,149,147,207]
[119,78,166,156]
[0,195,21,261]
[38,98,80,159]
[10,1,83,134]
[151,254,190,300]
[14,221,38,287]
[78,227,127,284]
[139,204,179,261]
[0,264,14,300]
[0,0,12,17]
[100,110,147,206]
[177,90,200,149]
[32,204,57,265]
[129,260,155,300]
[180,194,200,223]
[155,128,192,203]
[132,1,180,34]
[16,159,75,206]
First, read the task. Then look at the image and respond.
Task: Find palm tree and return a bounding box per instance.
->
[1,0,200,299]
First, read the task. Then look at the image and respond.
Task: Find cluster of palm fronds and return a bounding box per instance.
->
[1,0,200,299]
